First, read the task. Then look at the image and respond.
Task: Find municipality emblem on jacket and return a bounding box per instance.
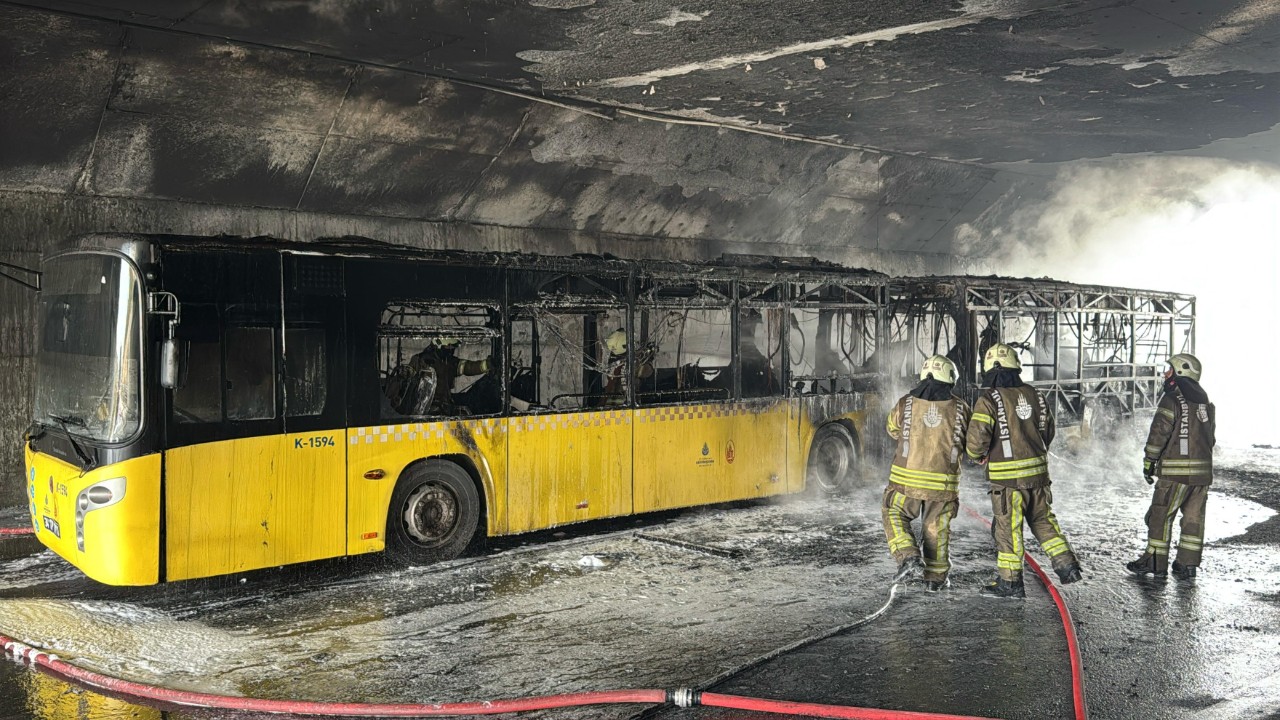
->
[1015,396,1033,420]
[1196,404,1209,422]
[922,406,942,428]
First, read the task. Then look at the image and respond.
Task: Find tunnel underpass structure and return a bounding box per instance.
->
[1,2,1279,719]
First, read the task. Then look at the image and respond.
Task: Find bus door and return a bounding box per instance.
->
[164,251,344,580]
[506,304,632,532]
[278,253,347,560]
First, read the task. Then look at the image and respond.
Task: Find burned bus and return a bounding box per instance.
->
[23,234,886,585]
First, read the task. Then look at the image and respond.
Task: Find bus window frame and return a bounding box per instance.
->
[510,301,628,412]
[787,300,882,396]
[376,300,505,420]
[632,301,736,407]
[281,252,347,433]
[164,250,285,448]
[737,299,788,400]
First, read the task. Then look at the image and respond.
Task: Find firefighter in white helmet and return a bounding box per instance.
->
[882,355,971,590]
[387,337,492,416]
[1127,353,1215,580]
[966,343,1083,598]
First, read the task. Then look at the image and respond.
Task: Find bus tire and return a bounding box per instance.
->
[806,422,859,495]
[386,460,481,566]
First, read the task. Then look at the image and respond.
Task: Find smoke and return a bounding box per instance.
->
[962,156,1280,447]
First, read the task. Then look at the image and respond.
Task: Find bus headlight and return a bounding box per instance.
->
[76,477,126,552]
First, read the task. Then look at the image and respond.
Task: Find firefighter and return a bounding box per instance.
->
[882,355,971,591]
[1126,354,1215,580]
[388,337,491,415]
[966,343,1083,598]
[602,329,654,404]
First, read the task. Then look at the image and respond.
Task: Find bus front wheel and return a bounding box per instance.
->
[386,461,481,565]
[807,423,859,495]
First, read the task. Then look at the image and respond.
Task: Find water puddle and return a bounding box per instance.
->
[1206,494,1276,542]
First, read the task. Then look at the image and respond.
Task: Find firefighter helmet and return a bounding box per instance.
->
[1167,353,1202,381]
[983,343,1022,372]
[919,354,957,383]
[605,329,627,356]
[432,337,460,348]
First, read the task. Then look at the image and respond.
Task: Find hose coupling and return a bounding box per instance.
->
[669,688,701,707]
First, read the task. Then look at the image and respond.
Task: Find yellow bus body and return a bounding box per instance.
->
[25,448,162,586]
[346,418,509,553]
[632,400,791,512]
[26,402,872,585]
[164,430,347,581]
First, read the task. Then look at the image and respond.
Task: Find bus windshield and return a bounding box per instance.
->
[34,253,143,444]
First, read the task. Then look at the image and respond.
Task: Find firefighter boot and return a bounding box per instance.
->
[925,578,950,592]
[1171,561,1197,580]
[1055,562,1083,585]
[979,576,1025,599]
[1125,554,1167,578]
[895,556,924,582]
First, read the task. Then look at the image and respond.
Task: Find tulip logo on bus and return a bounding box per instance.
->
[696,442,715,467]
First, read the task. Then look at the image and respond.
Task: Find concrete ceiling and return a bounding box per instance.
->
[2,0,1278,270]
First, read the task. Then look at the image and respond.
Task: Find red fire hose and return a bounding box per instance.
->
[1018,548,1088,720]
[0,636,660,715]
[0,527,34,536]
[1,633,1000,719]
[962,504,1089,720]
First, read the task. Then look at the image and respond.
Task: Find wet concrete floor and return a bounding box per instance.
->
[0,440,1277,720]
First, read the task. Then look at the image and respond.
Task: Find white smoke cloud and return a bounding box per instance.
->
[965,156,1280,447]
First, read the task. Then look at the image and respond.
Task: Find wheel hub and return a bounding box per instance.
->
[814,435,852,490]
[403,482,459,546]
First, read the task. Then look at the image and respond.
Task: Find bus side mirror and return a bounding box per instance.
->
[148,292,182,390]
[160,338,179,389]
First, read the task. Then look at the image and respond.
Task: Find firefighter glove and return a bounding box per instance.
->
[1143,459,1155,484]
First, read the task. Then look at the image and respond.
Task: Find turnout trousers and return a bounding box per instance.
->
[989,485,1078,582]
[881,487,958,582]
[1143,479,1208,573]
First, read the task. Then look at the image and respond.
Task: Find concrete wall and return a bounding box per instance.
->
[0,236,38,509]
[0,5,1039,506]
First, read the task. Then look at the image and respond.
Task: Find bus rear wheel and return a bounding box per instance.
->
[386,461,480,565]
[807,423,859,495]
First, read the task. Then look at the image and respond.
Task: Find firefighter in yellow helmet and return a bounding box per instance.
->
[1127,353,1215,580]
[966,343,1082,598]
[602,329,654,404]
[882,355,972,590]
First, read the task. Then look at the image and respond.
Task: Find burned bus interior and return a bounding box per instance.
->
[146,238,1195,450]
[886,276,1196,427]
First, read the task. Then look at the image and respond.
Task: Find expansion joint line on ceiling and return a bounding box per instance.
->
[0,260,41,291]
[448,106,533,223]
[72,23,130,196]
[296,67,360,212]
